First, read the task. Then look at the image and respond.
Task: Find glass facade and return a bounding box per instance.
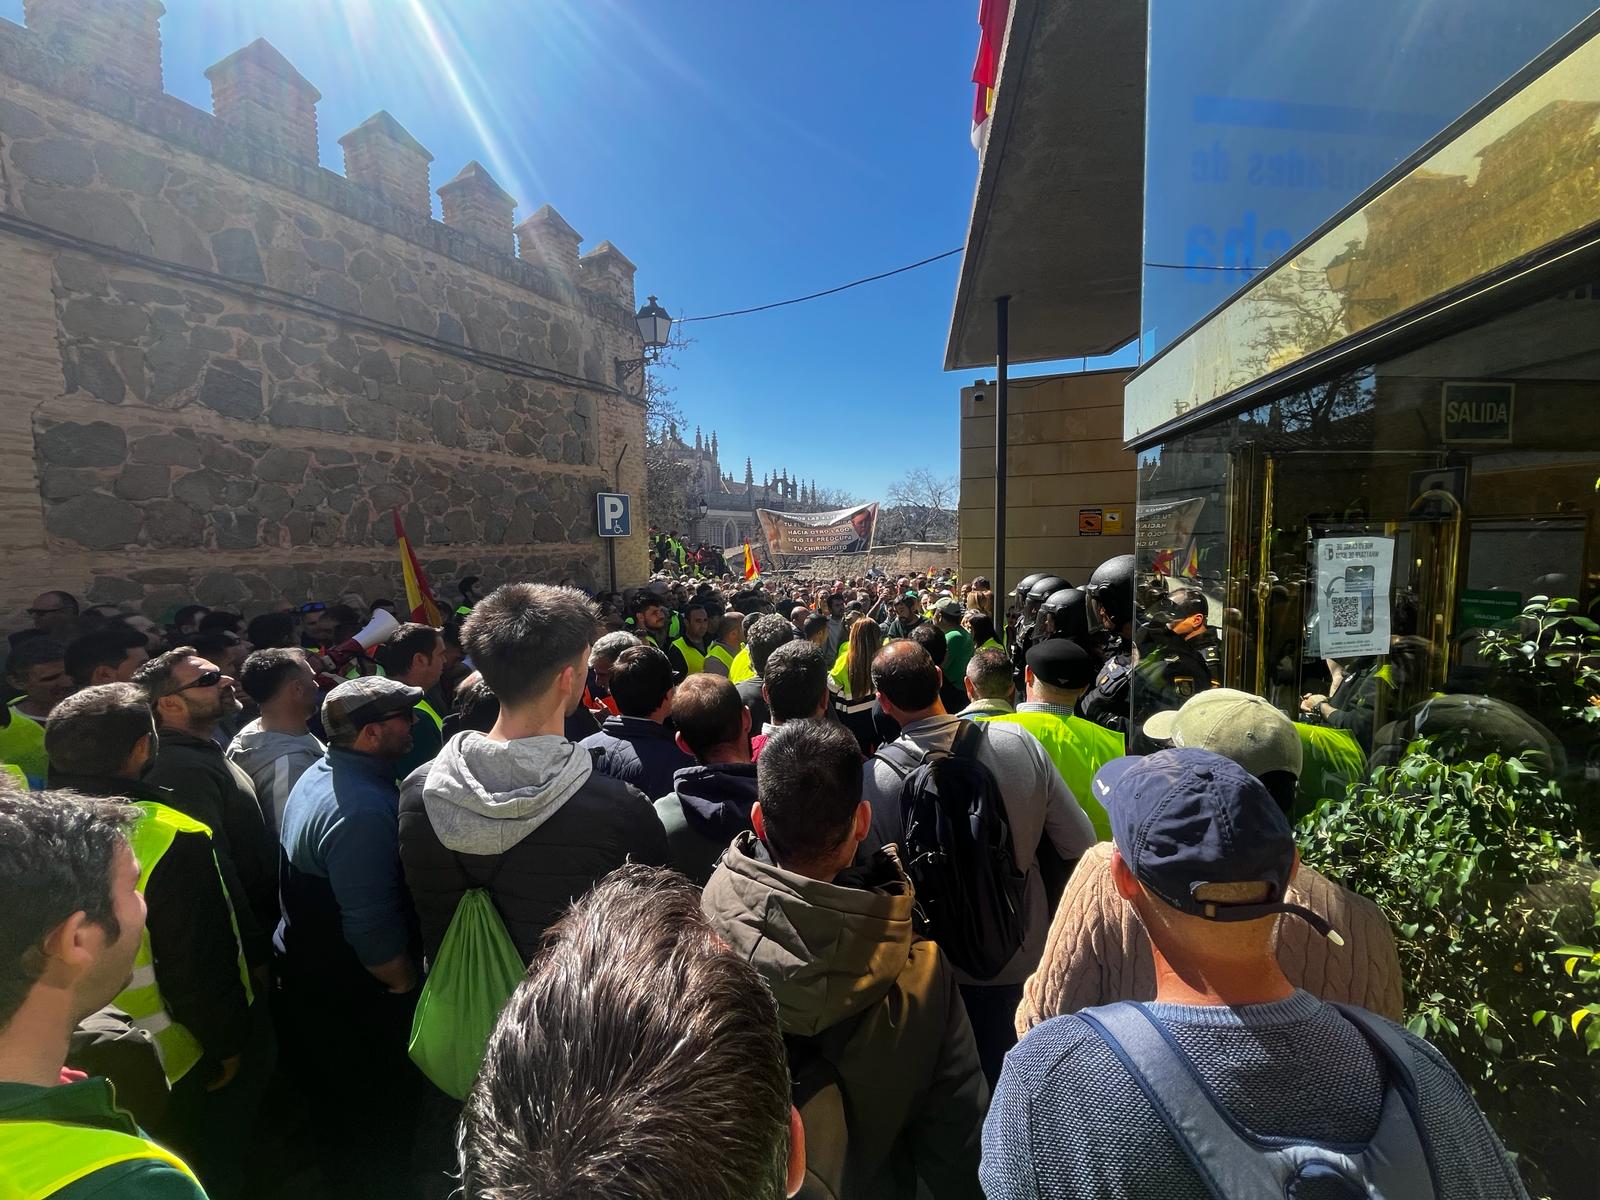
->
[1132,276,1600,802]
[1141,0,1597,357]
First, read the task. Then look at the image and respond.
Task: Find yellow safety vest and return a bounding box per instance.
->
[672,637,707,674]
[706,644,736,673]
[417,698,443,731]
[829,644,853,695]
[978,638,1005,654]
[0,1119,198,1198]
[116,802,253,1085]
[980,710,1123,840]
[727,645,756,685]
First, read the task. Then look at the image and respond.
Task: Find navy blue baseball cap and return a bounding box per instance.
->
[1092,748,1342,942]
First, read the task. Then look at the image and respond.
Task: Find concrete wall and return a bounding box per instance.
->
[958,368,1137,595]
[0,4,649,617]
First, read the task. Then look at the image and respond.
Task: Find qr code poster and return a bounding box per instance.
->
[1314,536,1394,658]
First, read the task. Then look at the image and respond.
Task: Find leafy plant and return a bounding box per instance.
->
[1535,876,1600,1055]
[1298,746,1597,1198]
[1473,595,1600,734]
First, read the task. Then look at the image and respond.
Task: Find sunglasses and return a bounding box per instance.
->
[173,669,224,693]
[300,602,328,614]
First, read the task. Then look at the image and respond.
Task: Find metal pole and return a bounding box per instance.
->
[609,442,628,595]
[994,295,1010,599]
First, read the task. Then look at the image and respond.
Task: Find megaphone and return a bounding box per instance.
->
[321,608,401,674]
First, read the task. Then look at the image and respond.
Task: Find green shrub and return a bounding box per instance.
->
[1298,745,1597,1199]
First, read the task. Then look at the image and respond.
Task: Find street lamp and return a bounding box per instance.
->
[615,295,673,393]
[697,500,709,518]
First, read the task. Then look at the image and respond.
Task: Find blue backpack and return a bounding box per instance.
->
[1079,1002,1438,1200]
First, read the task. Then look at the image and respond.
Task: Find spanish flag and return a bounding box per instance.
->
[393,508,444,626]
[971,0,1011,149]
[743,542,759,581]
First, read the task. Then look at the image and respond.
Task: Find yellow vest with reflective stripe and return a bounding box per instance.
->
[0,1119,198,1198]
[981,710,1123,840]
[672,637,707,674]
[727,646,756,684]
[417,698,444,731]
[116,802,253,1084]
[706,644,736,672]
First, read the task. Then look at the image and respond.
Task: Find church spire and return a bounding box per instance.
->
[694,425,703,452]
[744,456,754,486]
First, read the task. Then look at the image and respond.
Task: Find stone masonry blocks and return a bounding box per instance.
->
[23,0,165,92]
[205,39,320,166]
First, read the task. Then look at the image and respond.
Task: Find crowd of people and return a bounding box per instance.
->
[0,562,1536,1199]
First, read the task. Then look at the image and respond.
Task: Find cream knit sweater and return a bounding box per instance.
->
[1016,842,1405,1034]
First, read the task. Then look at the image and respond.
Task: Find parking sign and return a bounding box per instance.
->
[596,492,631,537]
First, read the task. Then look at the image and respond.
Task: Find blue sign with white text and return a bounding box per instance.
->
[596,493,632,538]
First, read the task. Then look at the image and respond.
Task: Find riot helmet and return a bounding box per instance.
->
[1014,573,1045,603]
[1040,587,1090,641]
[1024,575,1069,612]
[1084,554,1137,629]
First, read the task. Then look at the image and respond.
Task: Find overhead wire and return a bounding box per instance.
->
[676,247,963,324]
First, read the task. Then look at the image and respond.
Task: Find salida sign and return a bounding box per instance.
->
[1441,382,1514,444]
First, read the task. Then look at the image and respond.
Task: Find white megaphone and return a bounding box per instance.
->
[321,608,401,674]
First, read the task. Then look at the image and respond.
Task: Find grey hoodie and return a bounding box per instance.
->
[399,731,668,963]
[224,718,324,835]
[419,732,593,855]
[703,834,986,1199]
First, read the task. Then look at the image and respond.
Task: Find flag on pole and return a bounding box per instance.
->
[393,508,444,626]
[971,0,1011,149]
[742,542,760,581]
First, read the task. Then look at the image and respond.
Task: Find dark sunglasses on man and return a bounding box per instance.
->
[172,668,224,694]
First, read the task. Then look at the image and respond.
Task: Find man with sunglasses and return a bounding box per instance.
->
[25,588,80,638]
[276,676,424,1193]
[134,649,277,969]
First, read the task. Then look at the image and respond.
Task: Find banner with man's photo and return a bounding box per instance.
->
[756,502,879,556]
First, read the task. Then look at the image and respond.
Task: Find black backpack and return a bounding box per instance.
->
[874,723,1027,980]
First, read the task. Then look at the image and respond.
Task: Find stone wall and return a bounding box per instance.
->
[0,3,650,618]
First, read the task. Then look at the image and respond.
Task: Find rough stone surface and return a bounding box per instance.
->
[0,34,649,611]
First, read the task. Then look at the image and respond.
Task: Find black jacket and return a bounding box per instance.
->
[146,728,278,964]
[398,732,670,964]
[48,770,252,1066]
[736,676,771,731]
[579,716,697,802]
[651,762,759,886]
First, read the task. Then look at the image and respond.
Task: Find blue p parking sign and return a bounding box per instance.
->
[596,492,631,537]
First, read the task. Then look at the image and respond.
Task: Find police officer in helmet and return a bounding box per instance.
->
[1131,587,1221,751]
[1076,555,1138,734]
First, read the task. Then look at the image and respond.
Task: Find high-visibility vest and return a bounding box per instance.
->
[416,698,443,731]
[829,644,853,695]
[117,802,253,1084]
[0,1119,198,1198]
[706,644,736,673]
[727,646,756,684]
[672,637,707,674]
[978,637,1005,653]
[980,710,1123,840]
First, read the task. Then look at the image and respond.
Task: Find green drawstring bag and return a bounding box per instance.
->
[407,888,524,1099]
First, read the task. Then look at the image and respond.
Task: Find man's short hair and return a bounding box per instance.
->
[172,604,208,629]
[44,683,154,780]
[909,622,947,668]
[462,584,600,706]
[872,642,940,712]
[460,865,790,1200]
[589,630,641,668]
[197,610,242,634]
[63,627,147,688]
[237,648,309,705]
[756,719,863,867]
[0,788,138,1026]
[672,675,744,759]
[608,646,675,718]
[715,614,743,642]
[189,630,241,665]
[36,590,80,616]
[762,641,828,722]
[966,647,1014,701]
[375,623,442,678]
[801,613,829,641]
[746,614,797,676]
[245,611,296,650]
[6,637,66,683]
[130,646,197,699]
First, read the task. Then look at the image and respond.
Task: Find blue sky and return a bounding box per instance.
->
[2,0,1131,499]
